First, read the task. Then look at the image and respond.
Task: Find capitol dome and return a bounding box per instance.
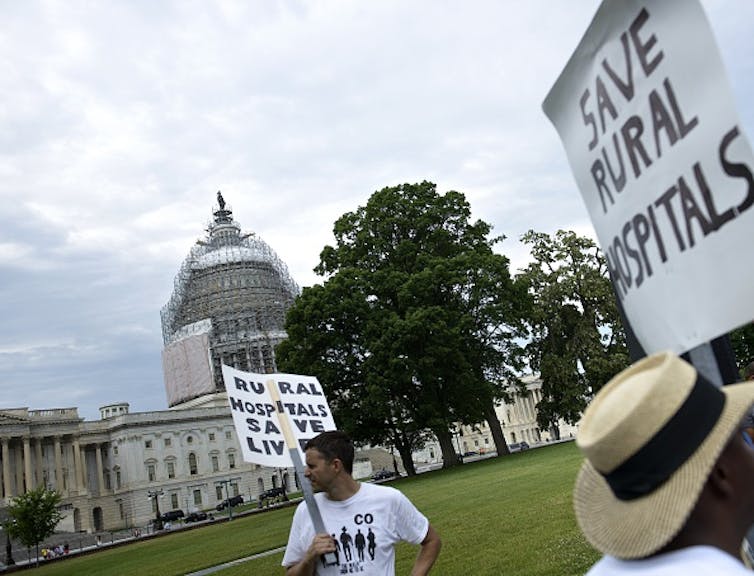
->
[160,192,299,408]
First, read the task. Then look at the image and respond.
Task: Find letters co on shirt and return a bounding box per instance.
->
[578,7,754,299]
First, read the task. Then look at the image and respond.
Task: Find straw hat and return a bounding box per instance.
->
[574,351,754,559]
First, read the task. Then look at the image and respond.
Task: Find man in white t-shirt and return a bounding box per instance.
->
[574,352,754,575]
[282,431,441,575]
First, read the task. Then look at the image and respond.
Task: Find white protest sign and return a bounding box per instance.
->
[543,0,754,355]
[222,365,337,468]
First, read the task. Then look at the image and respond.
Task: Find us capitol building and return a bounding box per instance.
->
[0,194,300,532]
[0,193,574,533]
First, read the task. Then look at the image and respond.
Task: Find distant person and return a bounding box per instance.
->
[282,430,441,575]
[574,351,754,574]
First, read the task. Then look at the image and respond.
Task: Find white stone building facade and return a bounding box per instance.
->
[413,375,579,464]
[0,403,294,532]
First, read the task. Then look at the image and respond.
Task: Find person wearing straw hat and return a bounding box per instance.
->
[574,351,754,574]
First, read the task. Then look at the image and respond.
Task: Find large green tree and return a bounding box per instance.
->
[277,181,528,469]
[6,487,63,565]
[518,230,629,437]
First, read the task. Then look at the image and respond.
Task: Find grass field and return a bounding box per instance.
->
[28,441,599,575]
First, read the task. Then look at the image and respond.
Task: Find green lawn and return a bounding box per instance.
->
[30,442,599,575]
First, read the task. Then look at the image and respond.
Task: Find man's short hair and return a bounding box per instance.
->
[744,361,754,381]
[305,430,354,474]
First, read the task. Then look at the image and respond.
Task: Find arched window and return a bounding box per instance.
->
[188,453,198,475]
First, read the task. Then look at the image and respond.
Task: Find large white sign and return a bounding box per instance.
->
[222,365,337,468]
[543,0,754,355]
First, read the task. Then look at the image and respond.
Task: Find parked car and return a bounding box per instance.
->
[185,511,208,523]
[160,509,185,522]
[509,441,530,452]
[257,487,288,508]
[371,468,398,482]
[216,494,244,511]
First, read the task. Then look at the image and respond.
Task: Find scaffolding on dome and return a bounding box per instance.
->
[160,192,300,407]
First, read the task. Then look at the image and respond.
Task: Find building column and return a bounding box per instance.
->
[23,437,33,492]
[2,438,11,498]
[72,439,85,493]
[34,438,43,489]
[95,444,105,494]
[53,436,63,493]
[14,443,23,495]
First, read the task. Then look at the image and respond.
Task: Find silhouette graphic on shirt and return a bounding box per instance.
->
[355,529,366,561]
[325,517,383,571]
[340,526,354,562]
[367,528,376,560]
[332,534,341,565]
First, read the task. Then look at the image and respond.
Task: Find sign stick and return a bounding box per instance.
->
[267,380,338,567]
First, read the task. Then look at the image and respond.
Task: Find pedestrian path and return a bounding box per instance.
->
[185,546,286,576]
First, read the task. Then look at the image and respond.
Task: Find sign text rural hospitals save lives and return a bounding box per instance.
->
[229,376,329,456]
[579,8,754,300]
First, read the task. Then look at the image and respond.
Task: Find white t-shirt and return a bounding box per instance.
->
[586,546,752,575]
[282,482,429,575]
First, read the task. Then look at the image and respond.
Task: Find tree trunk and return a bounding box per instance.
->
[394,435,417,476]
[433,426,460,468]
[484,401,510,456]
[550,424,561,441]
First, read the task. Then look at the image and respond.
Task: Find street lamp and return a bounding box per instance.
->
[147,490,164,531]
[215,478,241,522]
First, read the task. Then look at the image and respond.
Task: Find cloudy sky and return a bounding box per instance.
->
[1,1,752,421]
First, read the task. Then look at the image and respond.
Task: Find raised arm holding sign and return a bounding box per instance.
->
[222,366,441,573]
[543,0,754,572]
[222,365,338,565]
[281,431,441,576]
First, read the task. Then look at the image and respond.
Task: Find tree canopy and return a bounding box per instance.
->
[730,323,754,376]
[517,230,629,436]
[277,181,528,469]
[6,486,63,564]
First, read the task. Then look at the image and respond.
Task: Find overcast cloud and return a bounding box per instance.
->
[1,1,752,420]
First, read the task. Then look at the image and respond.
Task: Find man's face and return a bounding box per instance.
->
[304,448,337,492]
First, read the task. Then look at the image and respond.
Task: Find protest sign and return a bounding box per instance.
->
[222,365,337,467]
[543,0,754,355]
